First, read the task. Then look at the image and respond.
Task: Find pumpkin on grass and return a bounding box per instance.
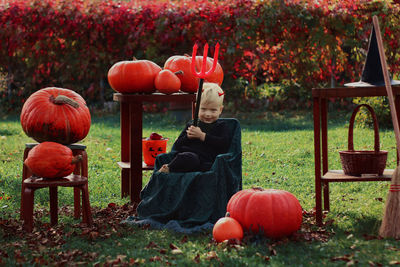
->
[24,142,81,179]
[164,54,223,93]
[108,58,162,93]
[212,212,243,243]
[20,87,91,145]
[227,188,302,239]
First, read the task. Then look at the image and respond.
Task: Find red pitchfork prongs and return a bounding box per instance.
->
[191,43,220,79]
[190,42,220,126]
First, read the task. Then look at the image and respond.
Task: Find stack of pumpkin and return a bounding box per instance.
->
[21,87,91,179]
[107,55,223,94]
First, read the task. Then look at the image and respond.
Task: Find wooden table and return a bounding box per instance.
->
[312,85,400,225]
[113,92,196,204]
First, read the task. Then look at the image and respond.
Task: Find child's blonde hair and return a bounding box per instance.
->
[200,83,224,107]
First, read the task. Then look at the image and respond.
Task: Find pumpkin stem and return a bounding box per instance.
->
[252,187,264,191]
[51,95,80,108]
[71,155,83,164]
[174,70,184,75]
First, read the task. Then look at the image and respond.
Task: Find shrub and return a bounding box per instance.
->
[0,0,399,112]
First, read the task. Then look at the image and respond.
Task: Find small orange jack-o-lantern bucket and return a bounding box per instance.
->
[142,138,168,166]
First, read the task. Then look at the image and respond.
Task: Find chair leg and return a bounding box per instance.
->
[80,183,93,226]
[23,187,35,232]
[73,149,88,219]
[20,181,25,220]
[73,150,81,219]
[20,148,31,220]
[49,186,58,226]
[81,150,88,178]
[73,188,81,219]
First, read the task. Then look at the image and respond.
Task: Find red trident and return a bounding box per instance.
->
[190,42,220,126]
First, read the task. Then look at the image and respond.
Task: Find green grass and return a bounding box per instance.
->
[1,110,400,266]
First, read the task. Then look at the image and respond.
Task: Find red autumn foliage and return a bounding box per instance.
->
[0,0,399,111]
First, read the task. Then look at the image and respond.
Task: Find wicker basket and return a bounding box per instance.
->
[339,104,388,176]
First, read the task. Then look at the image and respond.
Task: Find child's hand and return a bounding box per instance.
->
[186,126,206,141]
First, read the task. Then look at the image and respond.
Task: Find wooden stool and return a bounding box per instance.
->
[22,175,93,232]
[21,143,88,221]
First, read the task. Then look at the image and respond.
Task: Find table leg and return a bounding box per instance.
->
[321,99,330,211]
[121,102,130,197]
[313,97,322,225]
[396,96,400,162]
[130,102,143,204]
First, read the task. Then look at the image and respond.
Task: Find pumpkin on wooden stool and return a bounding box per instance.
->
[21,143,88,221]
[227,187,303,239]
[20,87,91,145]
[21,142,92,232]
[24,142,81,179]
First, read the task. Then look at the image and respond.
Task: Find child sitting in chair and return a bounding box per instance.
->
[158,82,230,173]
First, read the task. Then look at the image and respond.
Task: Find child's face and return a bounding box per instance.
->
[199,101,223,123]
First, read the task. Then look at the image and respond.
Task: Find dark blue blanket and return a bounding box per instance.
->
[122,118,242,233]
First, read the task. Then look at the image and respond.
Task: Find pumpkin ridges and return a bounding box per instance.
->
[164,54,223,93]
[269,192,290,237]
[24,142,76,178]
[108,59,161,93]
[155,69,181,94]
[227,188,302,239]
[20,87,91,144]
[226,189,253,228]
[26,100,53,142]
[60,104,72,144]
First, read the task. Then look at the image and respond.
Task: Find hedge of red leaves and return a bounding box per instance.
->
[0,0,399,111]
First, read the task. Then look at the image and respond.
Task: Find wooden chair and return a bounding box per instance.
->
[21,143,92,232]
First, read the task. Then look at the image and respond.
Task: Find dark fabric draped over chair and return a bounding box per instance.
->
[124,118,242,232]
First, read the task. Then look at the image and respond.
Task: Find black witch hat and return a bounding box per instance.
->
[345,24,400,87]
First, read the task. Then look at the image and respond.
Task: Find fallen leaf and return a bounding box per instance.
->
[107,203,116,209]
[159,249,167,254]
[193,254,201,263]
[256,252,270,262]
[205,251,219,261]
[89,231,99,240]
[149,256,162,262]
[180,235,188,243]
[331,254,352,262]
[169,243,179,250]
[145,241,159,249]
[171,248,183,255]
[363,234,379,241]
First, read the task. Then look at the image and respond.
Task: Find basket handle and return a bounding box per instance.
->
[348,104,380,152]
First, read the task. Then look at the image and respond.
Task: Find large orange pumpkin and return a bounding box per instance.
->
[24,142,79,179]
[227,188,302,239]
[20,87,91,145]
[212,214,243,243]
[108,58,162,93]
[164,55,223,93]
